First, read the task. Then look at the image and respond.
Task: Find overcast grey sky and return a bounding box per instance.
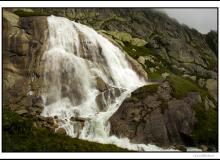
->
[158,9,217,34]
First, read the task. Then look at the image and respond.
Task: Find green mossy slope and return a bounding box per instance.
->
[3,108,129,152]
[168,74,208,99]
[192,103,218,149]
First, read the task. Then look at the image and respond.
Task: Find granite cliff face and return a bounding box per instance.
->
[3,11,48,116]
[3,8,218,151]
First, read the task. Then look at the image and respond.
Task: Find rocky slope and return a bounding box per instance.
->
[3,8,218,151]
[110,80,217,151]
[32,8,217,78]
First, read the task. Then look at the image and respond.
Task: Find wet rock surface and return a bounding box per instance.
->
[56,128,67,135]
[96,87,123,111]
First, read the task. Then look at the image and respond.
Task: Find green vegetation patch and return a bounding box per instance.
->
[132,83,159,99]
[123,42,172,74]
[206,56,217,71]
[3,108,129,152]
[144,60,157,68]
[123,42,154,59]
[168,74,208,99]
[192,103,217,148]
[148,72,163,82]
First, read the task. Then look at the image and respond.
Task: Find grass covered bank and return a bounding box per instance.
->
[3,108,129,152]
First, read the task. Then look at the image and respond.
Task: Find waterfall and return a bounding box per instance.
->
[41,15,178,151]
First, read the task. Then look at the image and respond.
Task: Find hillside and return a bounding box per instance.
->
[2,8,218,152]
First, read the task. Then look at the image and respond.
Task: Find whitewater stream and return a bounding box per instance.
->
[41,15,200,152]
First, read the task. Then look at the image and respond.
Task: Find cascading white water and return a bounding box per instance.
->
[41,15,182,151]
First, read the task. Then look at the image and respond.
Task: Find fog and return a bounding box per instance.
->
[157,8,217,34]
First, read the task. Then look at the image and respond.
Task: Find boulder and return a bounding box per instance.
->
[15,109,28,115]
[175,145,187,152]
[145,56,155,63]
[29,107,43,116]
[182,74,190,79]
[204,96,216,110]
[32,96,44,107]
[199,145,208,152]
[102,30,147,47]
[56,128,67,135]
[206,79,217,101]
[37,115,46,121]
[96,87,122,111]
[137,56,145,65]
[197,94,202,103]
[182,74,196,81]
[131,38,147,46]
[110,82,199,148]
[96,77,108,92]
[108,31,132,42]
[53,123,59,129]
[70,116,86,123]
[161,72,170,79]
[189,76,197,82]
[149,67,156,73]
[178,67,186,73]
[45,117,54,125]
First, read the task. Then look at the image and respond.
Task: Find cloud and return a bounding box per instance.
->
[157,8,217,34]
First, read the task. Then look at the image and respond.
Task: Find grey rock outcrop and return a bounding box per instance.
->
[206,79,217,101]
[56,128,67,135]
[110,82,200,147]
[96,87,123,111]
[3,10,48,116]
